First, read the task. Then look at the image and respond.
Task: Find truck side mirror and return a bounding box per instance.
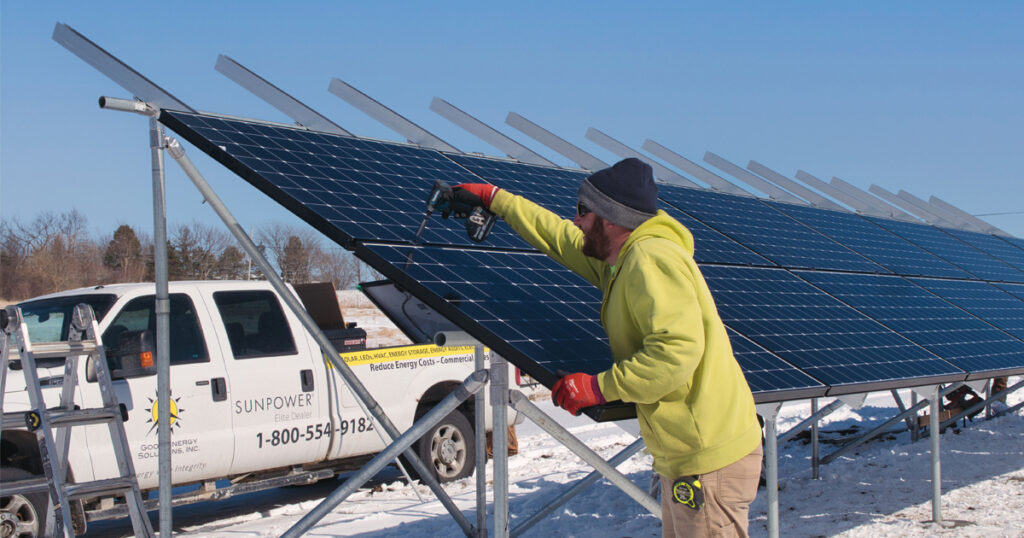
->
[109,329,157,380]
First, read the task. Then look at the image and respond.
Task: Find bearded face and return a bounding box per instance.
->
[580,214,613,261]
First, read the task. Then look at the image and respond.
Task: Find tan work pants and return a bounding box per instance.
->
[660,445,763,538]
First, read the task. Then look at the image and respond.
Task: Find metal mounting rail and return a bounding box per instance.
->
[215,55,351,136]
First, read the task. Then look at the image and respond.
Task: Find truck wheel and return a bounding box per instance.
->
[416,411,475,483]
[0,467,47,538]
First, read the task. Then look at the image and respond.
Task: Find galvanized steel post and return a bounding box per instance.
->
[490,354,510,537]
[475,344,488,537]
[810,399,820,480]
[928,386,942,524]
[757,402,781,538]
[149,118,173,537]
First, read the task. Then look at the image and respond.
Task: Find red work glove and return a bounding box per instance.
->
[551,373,606,416]
[452,183,500,209]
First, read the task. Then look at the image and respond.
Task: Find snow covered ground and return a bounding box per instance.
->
[85,297,1024,537]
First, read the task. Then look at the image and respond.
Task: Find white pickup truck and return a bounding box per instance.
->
[1,280,516,535]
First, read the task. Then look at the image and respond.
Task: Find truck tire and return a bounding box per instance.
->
[416,411,475,483]
[0,467,47,538]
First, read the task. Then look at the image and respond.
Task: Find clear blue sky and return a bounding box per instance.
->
[2,2,1022,240]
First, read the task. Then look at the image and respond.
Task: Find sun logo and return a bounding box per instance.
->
[145,392,184,436]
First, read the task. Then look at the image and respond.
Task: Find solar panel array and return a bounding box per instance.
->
[160,109,1024,419]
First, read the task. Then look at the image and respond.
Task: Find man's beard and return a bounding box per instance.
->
[581,217,612,260]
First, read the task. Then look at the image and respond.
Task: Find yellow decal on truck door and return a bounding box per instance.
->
[333,345,477,371]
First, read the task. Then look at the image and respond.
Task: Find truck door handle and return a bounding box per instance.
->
[211,377,227,402]
[300,369,314,392]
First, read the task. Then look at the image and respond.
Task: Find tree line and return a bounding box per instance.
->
[1,210,376,301]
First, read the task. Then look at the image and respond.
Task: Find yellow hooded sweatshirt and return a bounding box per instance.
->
[491,190,761,478]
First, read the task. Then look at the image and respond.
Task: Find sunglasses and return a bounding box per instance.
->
[576,201,591,218]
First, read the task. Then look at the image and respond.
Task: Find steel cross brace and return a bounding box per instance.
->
[820,383,963,465]
[282,371,488,536]
[928,378,1024,436]
[506,391,662,527]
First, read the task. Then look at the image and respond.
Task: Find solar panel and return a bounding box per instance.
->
[445,154,773,266]
[866,217,1024,283]
[766,201,971,278]
[941,228,1024,273]
[658,186,889,273]
[700,265,964,394]
[159,111,529,249]
[725,328,826,402]
[909,278,1024,343]
[797,271,1024,378]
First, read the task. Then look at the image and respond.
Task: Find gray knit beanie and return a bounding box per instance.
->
[577,158,658,229]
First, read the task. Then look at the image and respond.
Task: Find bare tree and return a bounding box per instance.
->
[171,221,232,280]
[257,224,320,283]
[312,247,361,290]
[0,210,112,300]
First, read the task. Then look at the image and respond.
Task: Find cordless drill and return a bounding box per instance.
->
[415,180,496,243]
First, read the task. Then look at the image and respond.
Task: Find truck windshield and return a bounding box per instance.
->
[17,294,118,343]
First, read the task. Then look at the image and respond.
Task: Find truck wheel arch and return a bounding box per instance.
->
[414,381,474,422]
[1,431,43,475]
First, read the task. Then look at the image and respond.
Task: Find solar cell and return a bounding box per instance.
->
[797,271,1024,378]
[995,282,1024,302]
[159,111,530,249]
[910,278,1024,342]
[998,235,1024,256]
[941,228,1024,273]
[658,186,889,273]
[725,328,826,402]
[867,217,1024,283]
[700,265,964,393]
[766,201,971,278]
[446,154,772,266]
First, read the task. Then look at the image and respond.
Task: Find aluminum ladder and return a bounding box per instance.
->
[1,304,154,537]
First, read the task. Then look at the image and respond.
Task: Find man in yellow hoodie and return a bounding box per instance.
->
[453,158,762,538]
